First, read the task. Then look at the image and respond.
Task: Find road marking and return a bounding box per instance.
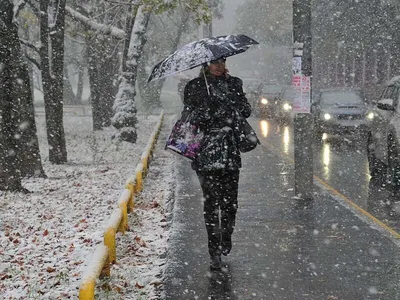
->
[260,141,400,240]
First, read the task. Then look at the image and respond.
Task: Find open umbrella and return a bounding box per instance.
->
[147,34,259,82]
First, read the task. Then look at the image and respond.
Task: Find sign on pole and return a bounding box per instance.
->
[292,55,311,113]
[292,75,311,113]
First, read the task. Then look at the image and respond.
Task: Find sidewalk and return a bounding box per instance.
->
[164,140,400,300]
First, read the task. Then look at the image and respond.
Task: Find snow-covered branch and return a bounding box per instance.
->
[65,5,125,39]
[20,38,40,54]
[24,0,40,16]
[104,0,134,4]
[25,54,40,69]
[13,0,26,20]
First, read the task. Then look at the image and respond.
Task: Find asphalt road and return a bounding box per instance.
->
[252,118,400,233]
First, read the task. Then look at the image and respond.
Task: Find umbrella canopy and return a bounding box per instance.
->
[147,34,259,82]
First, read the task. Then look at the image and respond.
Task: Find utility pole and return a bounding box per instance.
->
[293,0,313,201]
[203,0,213,38]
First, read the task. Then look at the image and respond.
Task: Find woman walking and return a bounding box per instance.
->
[182,57,252,270]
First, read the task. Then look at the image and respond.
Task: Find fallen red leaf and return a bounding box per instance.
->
[135,282,144,289]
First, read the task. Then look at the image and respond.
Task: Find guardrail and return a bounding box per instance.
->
[79,111,164,300]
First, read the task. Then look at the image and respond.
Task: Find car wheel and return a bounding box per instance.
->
[367,133,386,181]
[387,134,400,194]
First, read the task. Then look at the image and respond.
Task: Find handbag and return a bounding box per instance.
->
[165,112,204,160]
[235,112,260,153]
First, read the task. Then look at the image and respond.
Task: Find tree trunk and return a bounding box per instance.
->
[98,38,119,128]
[18,64,46,178]
[0,0,24,191]
[122,5,139,72]
[86,36,120,130]
[40,0,68,164]
[76,62,84,103]
[112,5,152,142]
[16,4,46,178]
[63,67,77,105]
[87,42,102,130]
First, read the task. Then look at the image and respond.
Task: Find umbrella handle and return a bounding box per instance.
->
[202,68,210,95]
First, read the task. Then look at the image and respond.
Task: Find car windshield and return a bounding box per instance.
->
[320,91,364,105]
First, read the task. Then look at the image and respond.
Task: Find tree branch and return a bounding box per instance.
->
[20,38,40,54]
[65,5,125,39]
[13,0,26,20]
[25,54,41,70]
[65,34,86,45]
[24,0,41,17]
[104,0,134,4]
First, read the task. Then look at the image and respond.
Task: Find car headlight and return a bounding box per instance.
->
[367,112,374,120]
[324,113,332,120]
[283,103,292,111]
[260,98,268,105]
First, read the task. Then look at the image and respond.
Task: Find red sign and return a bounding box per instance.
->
[292,75,310,113]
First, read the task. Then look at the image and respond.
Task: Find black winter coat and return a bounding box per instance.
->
[183,74,251,171]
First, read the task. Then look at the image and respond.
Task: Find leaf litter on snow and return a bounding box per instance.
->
[0,114,171,299]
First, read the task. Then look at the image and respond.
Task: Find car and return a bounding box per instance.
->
[244,81,264,109]
[252,84,284,118]
[274,86,295,124]
[311,87,373,140]
[367,76,400,191]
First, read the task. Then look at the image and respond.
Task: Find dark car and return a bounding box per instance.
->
[367,76,400,192]
[253,84,284,118]
[311,88,373,140]
[274,86,295,124]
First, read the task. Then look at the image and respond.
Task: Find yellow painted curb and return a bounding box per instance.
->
[79,245,110,300]
[125,183,135,213]
[104,208,123,263]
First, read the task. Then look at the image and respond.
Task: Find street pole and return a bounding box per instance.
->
[203,0,213,38]
[293,0,313,201]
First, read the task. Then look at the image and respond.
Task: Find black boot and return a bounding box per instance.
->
[210,254,222,271]
[221,234,232,256]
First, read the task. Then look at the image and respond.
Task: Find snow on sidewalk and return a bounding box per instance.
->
[0,114,174,299]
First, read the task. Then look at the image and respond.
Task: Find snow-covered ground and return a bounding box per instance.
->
[0,113,176,299]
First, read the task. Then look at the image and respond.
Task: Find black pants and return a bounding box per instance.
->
[196,170,240,256]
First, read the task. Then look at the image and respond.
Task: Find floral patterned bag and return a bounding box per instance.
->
[165,113,204,160]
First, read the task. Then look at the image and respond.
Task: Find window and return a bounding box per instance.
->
[320,91,363,105]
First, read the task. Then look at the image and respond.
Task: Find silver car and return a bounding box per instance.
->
[367,76,400,191]
[311,88,374,140]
